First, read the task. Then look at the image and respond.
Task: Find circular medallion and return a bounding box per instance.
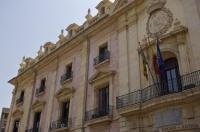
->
[147,8,173,38]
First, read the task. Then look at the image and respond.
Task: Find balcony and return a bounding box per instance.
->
[25,127,41,132]
[94,50,110,66]
[116,70,200,115]
[85,106,113,125]
[60,72,73,85]
[35,86,46,96]
[50,119,71,131]
[16,97,24,105]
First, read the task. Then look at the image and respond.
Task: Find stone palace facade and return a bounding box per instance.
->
[5,0,200,132]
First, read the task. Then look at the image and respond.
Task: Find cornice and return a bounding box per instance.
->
[9,0,145,85]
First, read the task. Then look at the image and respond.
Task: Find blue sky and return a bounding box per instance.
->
[0,0,115,113]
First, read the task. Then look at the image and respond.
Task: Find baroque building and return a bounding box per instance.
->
[6,0,200,132]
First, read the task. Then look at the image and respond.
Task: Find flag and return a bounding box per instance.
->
[156,37,165,76]
[140,47,148,80]
[143,56,148,80]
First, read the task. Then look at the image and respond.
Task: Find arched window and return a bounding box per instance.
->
[162,57,181,94]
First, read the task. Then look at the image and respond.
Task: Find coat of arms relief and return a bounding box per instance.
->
[146,0,173,38]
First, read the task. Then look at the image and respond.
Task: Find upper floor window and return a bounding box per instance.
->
[50,100,70,130]
[36,78,46,96]
[94,43,110,65]
[16,91,24,105]
[60,101,70,121]
[40,78,46,88]
[160,57,181,95]
[98,85,109,113]
[61,63,73,84]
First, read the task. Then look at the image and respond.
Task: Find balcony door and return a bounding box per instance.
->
[99,44,108,61]
[98,86,109,115]
[33,112,41,132]
[61,101,70,121]
[163,58,181,93]
[13,120,20,132]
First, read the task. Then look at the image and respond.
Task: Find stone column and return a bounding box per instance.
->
[43,58,59,132]
[117,14,130,96]
[182,0,200,71]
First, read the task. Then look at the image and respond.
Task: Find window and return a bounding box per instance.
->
[66,64,72,76]
[160,58,181,94]
[40,78,46,89]
[61,63,73,84]
[60,101,70,121]
[99,44,108,57]
[33,112,41,132]
[13,120,20,132]
[94,43,110,65]
[20,91,24,100]
[16,91,24,104]
[98,85,109,115]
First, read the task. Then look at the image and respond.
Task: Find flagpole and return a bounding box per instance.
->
[138,42,158,91]
[147,36,160,84]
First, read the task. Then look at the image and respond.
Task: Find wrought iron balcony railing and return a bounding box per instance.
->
[94,50,110,66]
[16,97,24,105]
[85,106,113,121]
[35,86,46,96]
[116,70,200,109]
[25,127,41,132]
[50,119,71,130]
[60,71,73,84]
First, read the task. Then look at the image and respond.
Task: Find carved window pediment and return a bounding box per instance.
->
[89,70,116,84]
[55,87,74,102]
[32,100,46,112]
[12,108,23,118]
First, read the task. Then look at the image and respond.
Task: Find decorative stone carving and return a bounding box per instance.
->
[173,18,184,31]
[147,0,166,14]
[96,0,112,15]
[18,56,35,73]
[12,109,23,117]
[58,29,65,40]
[85,8,93,21]
[89,70,116,84]
[66,23,80,38]
[55,86,74,102]
[37,46,44,58]
[32,100,46,112]
[146,8,173,38]
[43,42,56,54]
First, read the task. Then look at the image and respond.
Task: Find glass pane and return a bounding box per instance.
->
[167,71,173,92]
[171,69,178,92]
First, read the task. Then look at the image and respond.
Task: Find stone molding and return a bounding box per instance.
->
[55,87,74,102]
[12,108,23,118]
[32,100,46,112]
[89,70,116,84]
